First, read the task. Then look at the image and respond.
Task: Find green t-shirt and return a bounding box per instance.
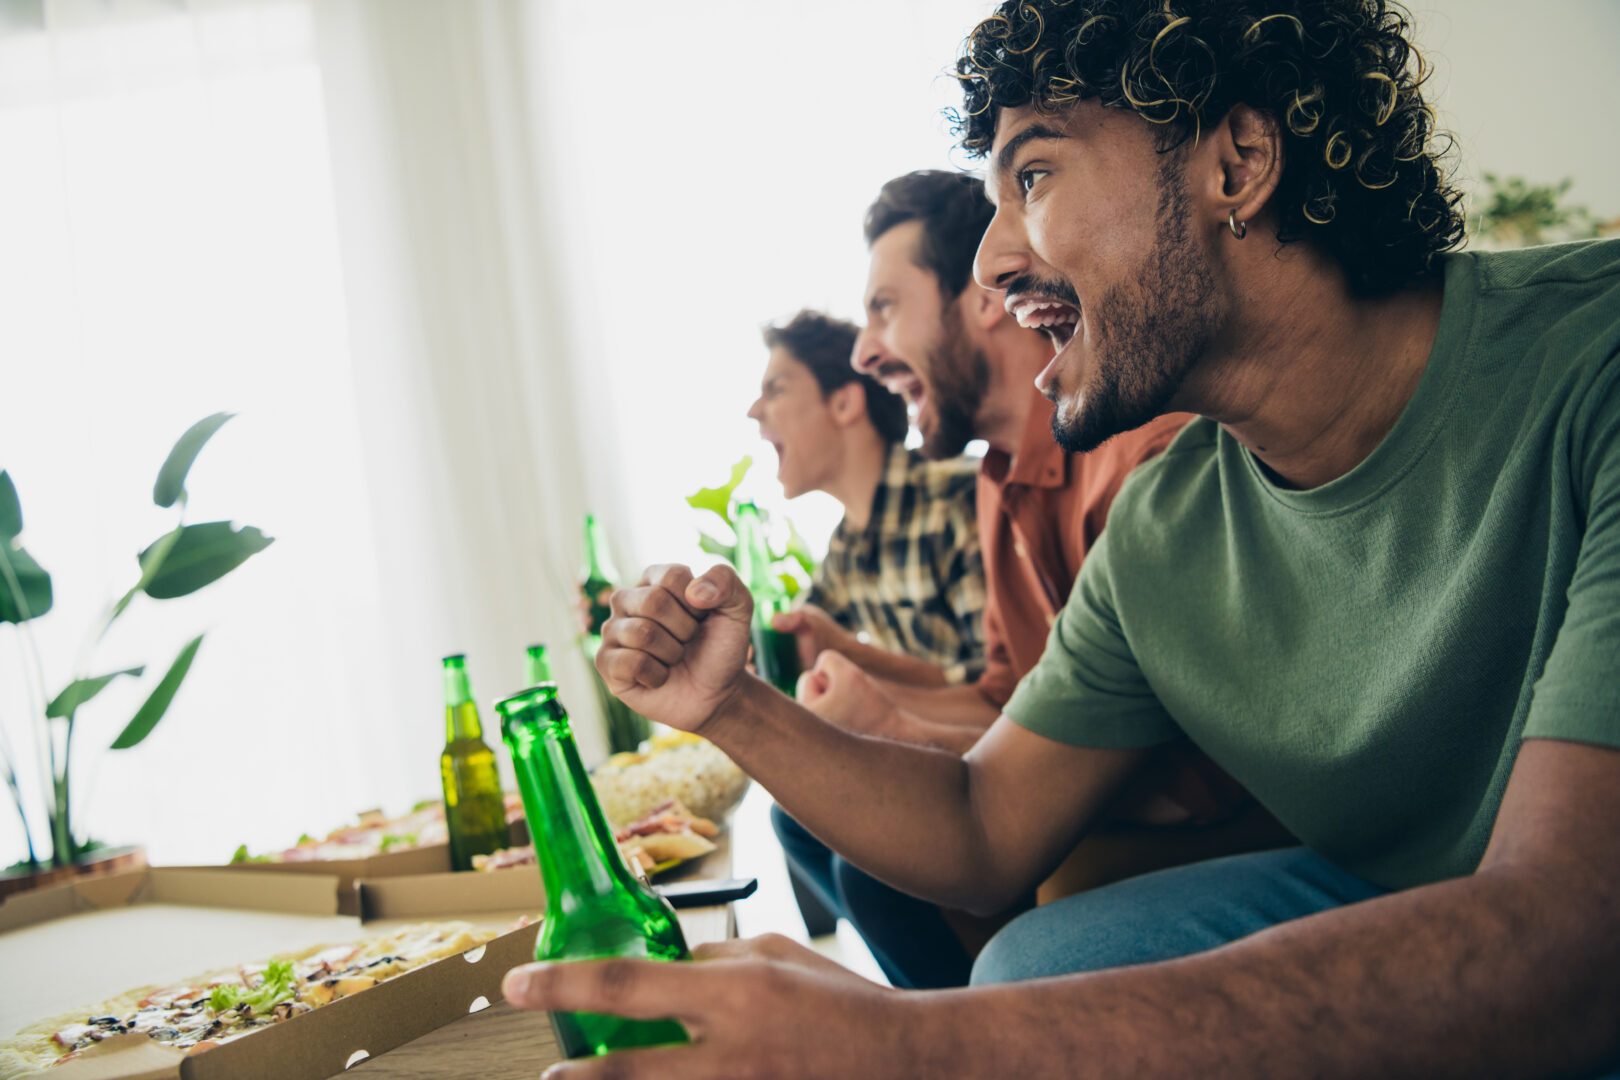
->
[1006,240,1620,891]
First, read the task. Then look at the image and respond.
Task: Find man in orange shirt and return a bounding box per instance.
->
[771,171,1257,989]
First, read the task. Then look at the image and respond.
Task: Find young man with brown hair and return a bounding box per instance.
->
[748,308,987,689]
[509,2,1620,1076]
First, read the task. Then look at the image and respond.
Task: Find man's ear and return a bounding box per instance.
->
[962,282,1005,333]
[828,381,867,427]
[1202,103,1284,229]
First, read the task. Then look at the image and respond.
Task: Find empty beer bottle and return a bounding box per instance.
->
[439,655,511,872]
[579,513,619,638]
[495,684,690,1058]
[524,642,553,685]
[733,500,802,695]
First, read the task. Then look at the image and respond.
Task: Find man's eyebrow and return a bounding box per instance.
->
[994,123,1071,178]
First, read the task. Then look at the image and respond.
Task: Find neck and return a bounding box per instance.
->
[1184,250,1445,490]
[824,423,892,531]
[976,326,1051,455]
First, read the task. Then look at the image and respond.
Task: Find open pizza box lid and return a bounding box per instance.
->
[1,867,547,1080]
[181,844,452,917]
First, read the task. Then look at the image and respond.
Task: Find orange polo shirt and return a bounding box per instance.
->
[974,391,1193,707]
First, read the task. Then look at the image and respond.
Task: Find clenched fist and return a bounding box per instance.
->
[594,563,754,734]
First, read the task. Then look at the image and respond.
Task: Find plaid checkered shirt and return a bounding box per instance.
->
[806,443,987,684]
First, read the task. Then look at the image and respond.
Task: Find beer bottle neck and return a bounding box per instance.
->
[442,661,484,742]
[524,645,553,685]
[733,505,787,618]
[505,708,635,903]
[581,515,619,584]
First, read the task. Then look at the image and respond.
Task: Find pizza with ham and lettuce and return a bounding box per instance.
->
[0,922,497,1079]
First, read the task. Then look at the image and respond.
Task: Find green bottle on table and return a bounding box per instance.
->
[579,513,652,754]
[733,500,802,695]
[525,642,553,685]
[439,654,511,872]
[580,513,619,638]
[495,683,690,1058]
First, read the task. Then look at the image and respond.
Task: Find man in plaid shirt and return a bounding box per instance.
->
[750,310,988,687]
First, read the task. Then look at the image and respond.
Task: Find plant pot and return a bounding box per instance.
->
[0,844,148,901]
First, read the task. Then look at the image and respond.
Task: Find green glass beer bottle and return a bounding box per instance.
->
[580,513,619,638]
[495,684,690,1058]
[733,500,802,695]
[524,642,553,685]
[439,654,511,872]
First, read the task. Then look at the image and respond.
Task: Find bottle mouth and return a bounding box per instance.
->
[495,682,561,717]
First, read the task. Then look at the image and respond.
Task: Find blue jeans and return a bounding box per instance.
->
[973,847,1620,1079]
[771,804,973,989]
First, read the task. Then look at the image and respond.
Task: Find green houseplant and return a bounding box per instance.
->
[686,455,815,595]
[0,413,272,875]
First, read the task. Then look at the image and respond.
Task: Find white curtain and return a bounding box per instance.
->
[0,0,608,869]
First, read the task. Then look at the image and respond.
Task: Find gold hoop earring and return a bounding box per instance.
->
[1228,210,1247,240]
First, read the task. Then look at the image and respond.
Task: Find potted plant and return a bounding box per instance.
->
[0,413,272,895]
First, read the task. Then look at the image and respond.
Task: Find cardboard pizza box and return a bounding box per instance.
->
[193,812,533,917]
[198,844,451,917]
[3,862,733,1080]
[0,867,528,1080]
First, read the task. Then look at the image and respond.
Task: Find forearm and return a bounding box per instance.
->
[839,639,949,687]
[880,679,999,728]
[705,677,1000,906]
[914,868,1620,1079]
[883,708,986,754]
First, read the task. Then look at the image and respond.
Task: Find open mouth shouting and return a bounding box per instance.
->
[1005,274,1082,353]
[876,363,928,419]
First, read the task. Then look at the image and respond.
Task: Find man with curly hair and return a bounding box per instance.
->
[506,2,1620,1076]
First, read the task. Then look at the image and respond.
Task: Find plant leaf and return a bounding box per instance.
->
[697,530,736,562]
[139,522,273,600]
[110,635,203,750]
[783,519,816,578]
[153,412,235,509]
[778,572,801,599]
[0,471,21,539]
[0,538,52,624]
[685,456,752,525]
[46,667,146,719]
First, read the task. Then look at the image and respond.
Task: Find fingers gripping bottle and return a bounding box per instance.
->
[495,683,690,1057]
[732,501,802,695]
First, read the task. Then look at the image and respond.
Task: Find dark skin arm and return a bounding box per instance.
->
[508,738,1620,1079]
[593,563,1145,914]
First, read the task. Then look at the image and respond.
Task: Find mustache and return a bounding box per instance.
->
[1004,273,1079,308]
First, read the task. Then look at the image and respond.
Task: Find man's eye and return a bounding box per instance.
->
[1018,168,1048,195]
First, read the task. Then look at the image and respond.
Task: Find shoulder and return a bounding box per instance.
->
[908,449,982,501]
[1464,242,1620,358]
[1101,418,1224,538]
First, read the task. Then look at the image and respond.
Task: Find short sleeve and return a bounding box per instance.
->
[1003,527,1184,748]
[1523,359,1620,747]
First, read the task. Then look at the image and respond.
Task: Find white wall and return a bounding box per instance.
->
[1414,0,1620,221]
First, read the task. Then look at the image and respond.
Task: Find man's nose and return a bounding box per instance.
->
[975,207,1030,291]
[851,326,885,376]
[746,396,764,421]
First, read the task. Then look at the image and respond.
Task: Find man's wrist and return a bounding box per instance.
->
[701,673,774,749]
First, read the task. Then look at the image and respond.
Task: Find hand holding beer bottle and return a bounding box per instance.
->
[594,563,754,735]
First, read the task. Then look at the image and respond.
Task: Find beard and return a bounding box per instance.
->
[1049,159,1221,454]
[919,300,991,460]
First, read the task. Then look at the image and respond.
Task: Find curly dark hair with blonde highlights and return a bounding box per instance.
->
[953,0,1466,295]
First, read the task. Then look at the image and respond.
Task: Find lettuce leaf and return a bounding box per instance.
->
[210,959,295,1013]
